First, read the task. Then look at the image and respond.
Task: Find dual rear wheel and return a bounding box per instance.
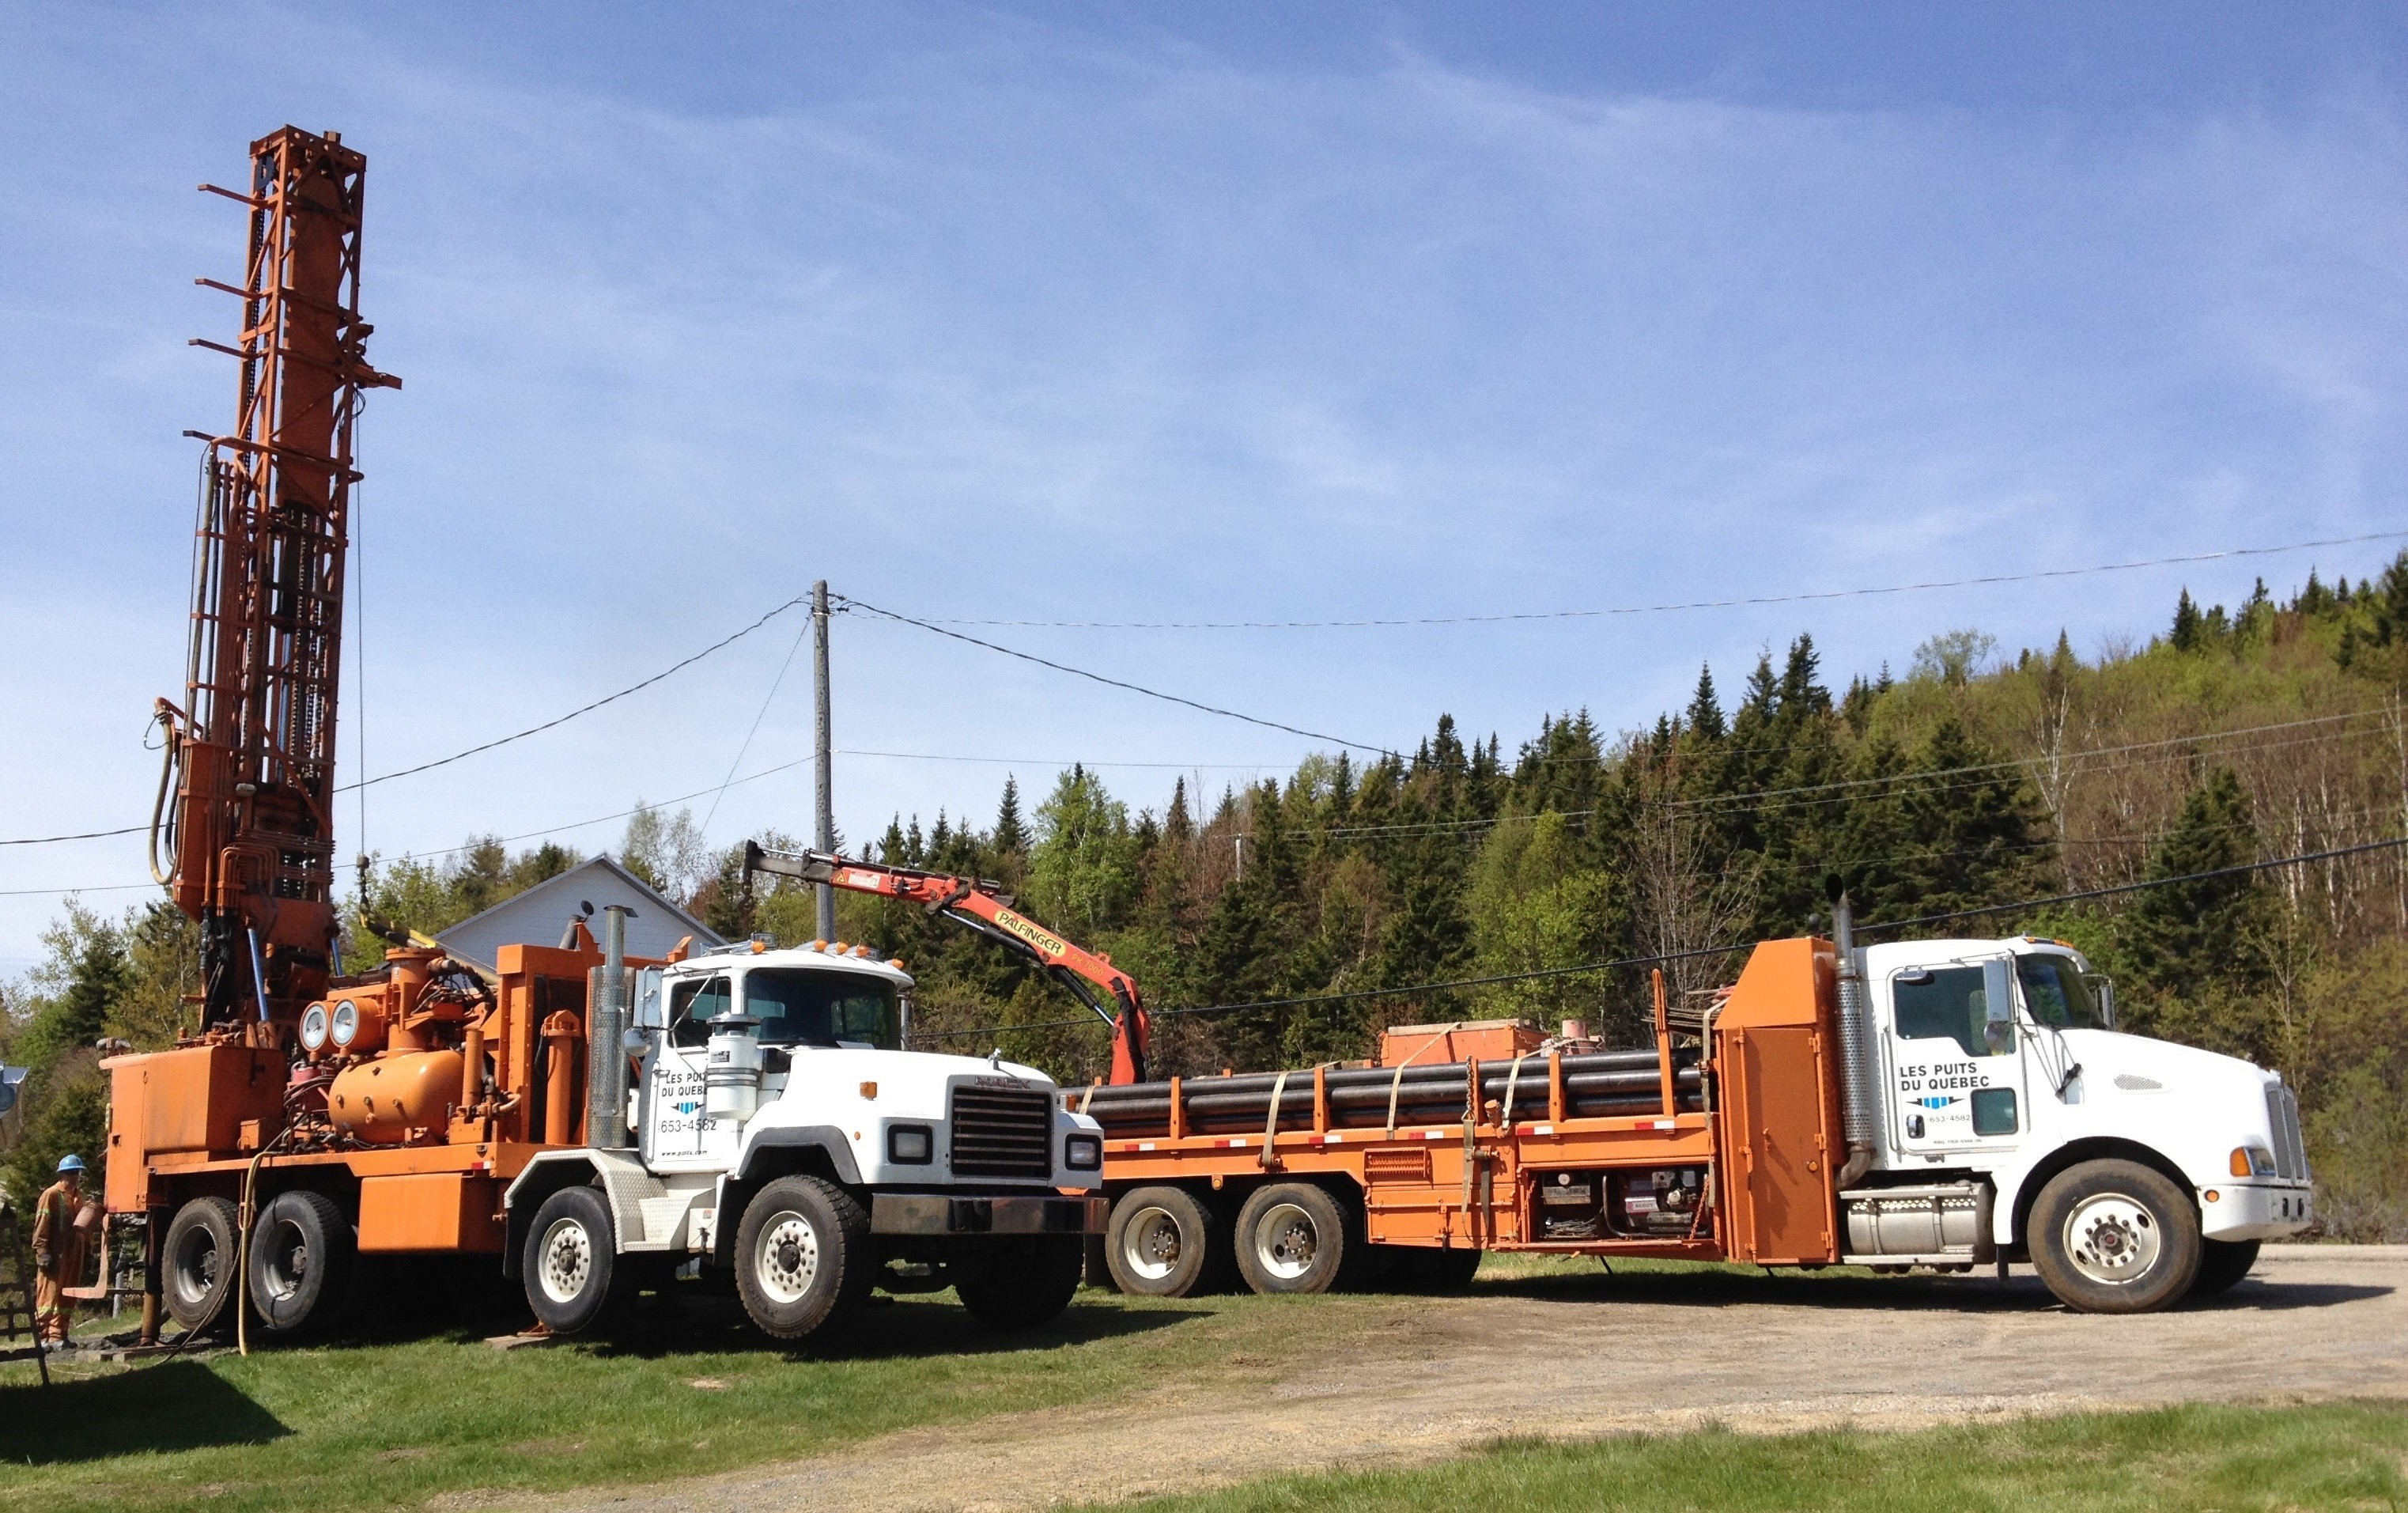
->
[1104,1182,1469,1299]
[161,1190,359,1340]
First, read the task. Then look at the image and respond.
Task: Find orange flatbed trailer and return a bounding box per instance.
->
[1079,937,1847,1292]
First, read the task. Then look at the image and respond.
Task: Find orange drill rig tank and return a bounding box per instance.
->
[327,1050,464,1143]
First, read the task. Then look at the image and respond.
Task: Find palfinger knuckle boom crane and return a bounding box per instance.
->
[100,128,1106,1349]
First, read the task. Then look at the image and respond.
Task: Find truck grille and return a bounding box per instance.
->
[950,1085,1054,1180]
[2266,1084,2308,1179]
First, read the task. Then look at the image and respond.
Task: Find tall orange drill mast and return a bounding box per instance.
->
[149,127,400,1039]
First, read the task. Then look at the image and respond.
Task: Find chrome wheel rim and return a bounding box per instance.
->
[754,1209,820,1304]
[1252,1201,1317,1281]
[539,1215,595,1305]
[1120,1205,1183,1282]
[259,1219,308,1303]
[171,1225,221,1308]
[2064,1193,2161,1285]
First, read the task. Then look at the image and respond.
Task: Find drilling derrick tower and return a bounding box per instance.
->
[152,126,399,1041]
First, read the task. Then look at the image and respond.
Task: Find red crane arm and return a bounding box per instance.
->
[742,843,1151,1084]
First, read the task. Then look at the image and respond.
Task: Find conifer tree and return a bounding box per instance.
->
[992,776,1028,859]
[2171,588,2205,651]
[2119,766,2274,1004]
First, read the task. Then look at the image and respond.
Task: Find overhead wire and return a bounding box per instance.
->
[890,531,2408,630]
[333,595,811,792]
[921,833,2408,1046]
[834,595,1393,755]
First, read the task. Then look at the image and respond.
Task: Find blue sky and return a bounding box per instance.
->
[2,3,2403,972]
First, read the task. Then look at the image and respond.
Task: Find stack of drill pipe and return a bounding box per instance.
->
[1071,1050,1704,1136]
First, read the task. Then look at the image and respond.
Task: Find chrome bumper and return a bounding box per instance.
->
[871,1193,1108,1237]
[2202,1181,2314,1241]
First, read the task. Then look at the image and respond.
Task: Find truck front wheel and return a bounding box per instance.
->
[524,1186,637,1335]
[955,1235,1084,1329]
[2029,1159,2202,1314]
[734,1176,873,1340]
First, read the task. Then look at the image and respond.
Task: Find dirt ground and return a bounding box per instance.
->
[530,1244,2406,1512]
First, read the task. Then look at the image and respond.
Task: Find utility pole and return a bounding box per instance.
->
[813,580,837,941]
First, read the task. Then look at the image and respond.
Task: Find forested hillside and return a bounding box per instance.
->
[9,558,2407,1235]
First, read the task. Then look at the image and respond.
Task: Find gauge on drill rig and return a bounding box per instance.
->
[330,1000,361,1047]
[299,1002,331,1052]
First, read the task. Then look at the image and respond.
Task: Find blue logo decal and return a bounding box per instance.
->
[1914,1095,1960,1109]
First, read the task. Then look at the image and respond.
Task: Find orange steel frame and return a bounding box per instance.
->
[1091,938,1845,1265]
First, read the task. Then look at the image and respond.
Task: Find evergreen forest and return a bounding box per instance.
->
[9,559,2408,1239]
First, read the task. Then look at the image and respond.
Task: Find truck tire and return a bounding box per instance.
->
[734,1176,873,1340]
[247,1190,357,1340]
[956,1235,1085,1329]
[523,1186,637,1336]
[2029,1159,2202,1314]
[162,1196,240,1332]
[1233,1182,1361,1296]
[2189,1237,2262,1298]
[1105,1186,1227,1297]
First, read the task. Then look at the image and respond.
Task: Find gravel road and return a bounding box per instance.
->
[532,1244,2406,1512]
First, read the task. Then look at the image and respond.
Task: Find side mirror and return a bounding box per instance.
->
[622,1027,652,1058]
[1982,958,2016,1052]
[633,966,666,1030]
[2085,973,2115,1029]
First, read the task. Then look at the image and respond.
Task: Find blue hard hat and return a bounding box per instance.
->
[55,1155,84,1174]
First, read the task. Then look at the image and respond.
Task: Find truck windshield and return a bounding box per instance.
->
[742,969,902,1050]
[2017,954,2110,1031]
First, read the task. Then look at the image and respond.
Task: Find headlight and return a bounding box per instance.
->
[2230,1146,2277,1178]
[888,1124,934,1164]
[329,1000,359,1046]
[299,1003,331,1053]
[1064,1133,1102,1171]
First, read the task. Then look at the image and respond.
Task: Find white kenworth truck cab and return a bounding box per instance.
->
[504,940,1107,1340]
[1842,929,2315,1311]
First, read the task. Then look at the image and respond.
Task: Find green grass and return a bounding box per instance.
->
[1098,1402,2408,1512]
[0,1282,1405,1513]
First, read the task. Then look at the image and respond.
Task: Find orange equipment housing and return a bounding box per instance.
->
[106,938,648,1254]
[743,844,1155,1084]
[1075,936,1846,1268]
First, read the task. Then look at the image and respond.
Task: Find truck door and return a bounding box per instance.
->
[642,972,739,1171]
[1881,956,2028,1159]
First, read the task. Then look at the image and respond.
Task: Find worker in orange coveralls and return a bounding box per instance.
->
[31,1155,88,1345]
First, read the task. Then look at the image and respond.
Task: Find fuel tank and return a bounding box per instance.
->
[328,1050,463,1142]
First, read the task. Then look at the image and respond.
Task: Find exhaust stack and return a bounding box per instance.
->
[1828,876,1877,1190]
[587,904,635,1148]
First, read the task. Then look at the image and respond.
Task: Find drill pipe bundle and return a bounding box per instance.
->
[1069,1050,1705,1136]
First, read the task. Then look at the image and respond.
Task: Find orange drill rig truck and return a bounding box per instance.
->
[102,130,1108,1348]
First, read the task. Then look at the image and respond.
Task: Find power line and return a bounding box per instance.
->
[334,595,811,792]
[0,824,148,848]
[835,595,1393,755]
[842,749,1285,771]
[1850,834,2408,935]
[919,834,2408,1046]
[890,531,2408,630]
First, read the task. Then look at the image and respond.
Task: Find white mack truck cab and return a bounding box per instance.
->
[1836,919,2315,1312]
[503,939,1107,1340]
